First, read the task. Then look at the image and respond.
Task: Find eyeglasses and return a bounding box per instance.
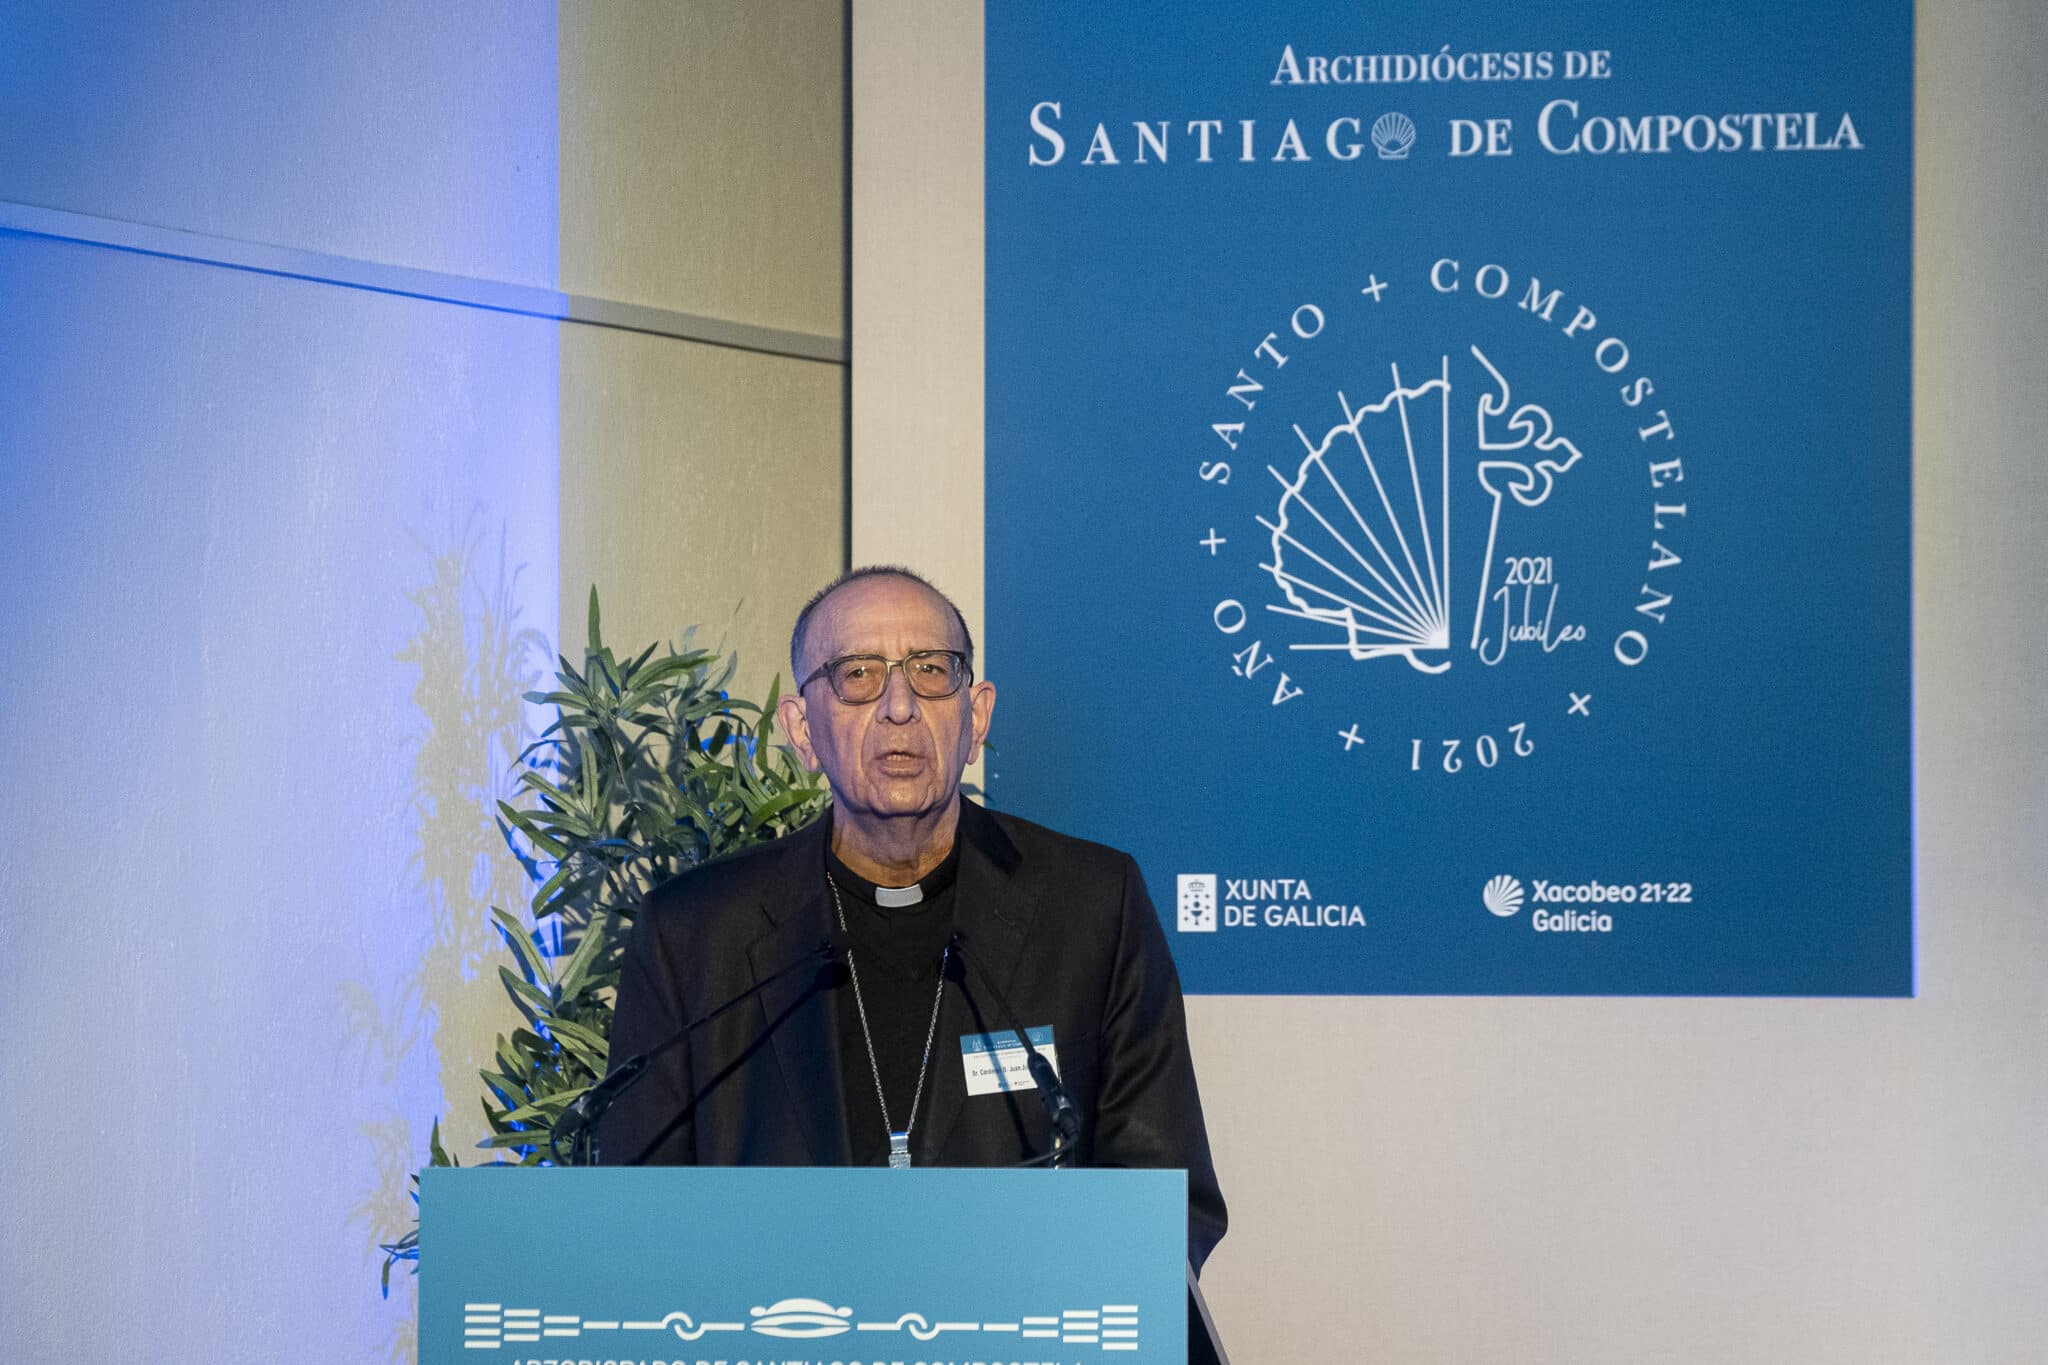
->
[799,650,971,705]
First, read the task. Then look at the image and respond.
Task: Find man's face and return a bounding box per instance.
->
[778,575,996,826]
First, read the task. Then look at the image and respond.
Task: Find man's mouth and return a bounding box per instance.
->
[873,748,925,773]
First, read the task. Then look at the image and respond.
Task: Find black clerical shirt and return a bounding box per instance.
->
[824,837,961,1167]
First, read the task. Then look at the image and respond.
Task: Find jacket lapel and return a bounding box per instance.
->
[747,819,851,1165]
[918,800,1034,1161]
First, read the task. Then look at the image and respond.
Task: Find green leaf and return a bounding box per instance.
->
[428,1118,454,1168]
[500,1099,567,1126]
[547,1016,607,1053]
[491,909,550,986]
[475,1131,546,1150]
[498,965,552,1023]
[556,911,613,997]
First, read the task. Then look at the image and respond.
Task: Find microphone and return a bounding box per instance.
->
[946,930,1081,1167]
[550,931,847,1165]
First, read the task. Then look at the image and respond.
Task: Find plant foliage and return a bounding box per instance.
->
[380,589,830,1290]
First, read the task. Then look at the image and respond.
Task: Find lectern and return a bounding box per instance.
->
[421,1166,1192,1362]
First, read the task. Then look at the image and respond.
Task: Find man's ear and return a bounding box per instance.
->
[967,680,996,761]
[777,692,819,769]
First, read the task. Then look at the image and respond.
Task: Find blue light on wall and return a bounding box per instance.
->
[0,3,562,1357]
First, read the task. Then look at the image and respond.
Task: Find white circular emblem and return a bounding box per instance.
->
[1193,258,1691,778]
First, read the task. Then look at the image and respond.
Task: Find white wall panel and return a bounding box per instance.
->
[1,4,853,1361]
[0,233,557,1360]
[0,0,559,287]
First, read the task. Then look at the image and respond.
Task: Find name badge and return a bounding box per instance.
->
[960,1026,1058,1096]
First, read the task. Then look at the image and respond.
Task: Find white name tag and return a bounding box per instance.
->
[960,1027,1058,1096]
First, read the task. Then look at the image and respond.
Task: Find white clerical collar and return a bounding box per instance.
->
[823,816,962,909]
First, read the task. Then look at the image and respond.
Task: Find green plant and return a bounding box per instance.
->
[379,589,830,1292]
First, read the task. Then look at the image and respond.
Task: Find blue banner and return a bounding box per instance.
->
[985,2,1912,995]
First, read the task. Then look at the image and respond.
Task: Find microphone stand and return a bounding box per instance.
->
[550,934,843,1166]
[948,931,1081,1169]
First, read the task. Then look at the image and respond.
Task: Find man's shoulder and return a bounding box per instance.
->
[971,803,1177,980]
[640,818,822,926]
[971,801,1139,890]
[633,802,1144,925]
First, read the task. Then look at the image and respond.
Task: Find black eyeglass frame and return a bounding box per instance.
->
[798,650,974,704]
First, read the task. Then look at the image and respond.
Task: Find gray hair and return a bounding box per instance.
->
[788,565,976,681]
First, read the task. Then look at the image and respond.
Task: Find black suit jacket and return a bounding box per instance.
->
[598,798,1228,1270]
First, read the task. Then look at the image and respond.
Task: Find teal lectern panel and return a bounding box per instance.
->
[421,1166,1187,1364]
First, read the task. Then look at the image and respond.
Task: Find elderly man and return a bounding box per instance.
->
[599,566,1226,1270]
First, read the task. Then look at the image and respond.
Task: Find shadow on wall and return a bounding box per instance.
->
[338,519,551,1363]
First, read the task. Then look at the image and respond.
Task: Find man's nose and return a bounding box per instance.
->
[877,662,920,721]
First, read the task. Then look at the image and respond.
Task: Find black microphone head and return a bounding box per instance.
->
[815,934,852,989]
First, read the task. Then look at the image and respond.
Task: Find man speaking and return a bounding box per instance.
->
[599,566,1227,1270]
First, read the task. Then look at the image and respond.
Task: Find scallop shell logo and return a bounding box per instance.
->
[1483,875,1525,917]
[1260,346,1582,676]
[1371,112,1416,160]
[1261,358,1454,673]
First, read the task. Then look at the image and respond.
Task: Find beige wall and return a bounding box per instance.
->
[560,0,846,697]
[849,0,984,789]
[849,1,982,621]
[561,0,846,339]
[852,2,2048,1360]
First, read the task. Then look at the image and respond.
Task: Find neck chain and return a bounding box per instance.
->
[827,873,951,1169]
